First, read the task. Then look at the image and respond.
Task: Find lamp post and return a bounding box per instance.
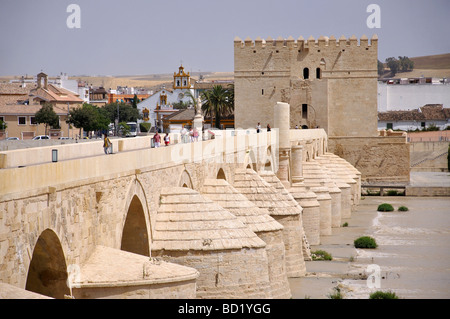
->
[67,102,70,138]
[116,100,120,136]
[52,149,58,162]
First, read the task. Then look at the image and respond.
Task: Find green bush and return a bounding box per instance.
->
[369,290,398,299]
[328,287,343,299]
[342,222,349,227]
[386,190,405,196]
[377,203,394,212]
[140,122,151,133]
[398,206,409,211]
[311,250,332,261]
[354,236,378,249]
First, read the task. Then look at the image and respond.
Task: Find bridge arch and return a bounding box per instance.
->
[243,149,258,171]
[25,228,70,299]
[121,179,151,257]
[216,167,227,180]
[262,146,274,172]
[179,169,194,189]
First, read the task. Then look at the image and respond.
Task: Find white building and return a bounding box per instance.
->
[377,77,450,112]
[137,65,196,132]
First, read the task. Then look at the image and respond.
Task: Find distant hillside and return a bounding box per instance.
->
[68,71,234,91]
[410,53,450,70]
[380,53,450,79]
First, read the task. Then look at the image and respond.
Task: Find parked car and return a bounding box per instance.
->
[58,137,71,140]
[6,137,19,140]
[32,135,50,140]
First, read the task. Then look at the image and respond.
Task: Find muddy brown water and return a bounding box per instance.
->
[289,196,450,299]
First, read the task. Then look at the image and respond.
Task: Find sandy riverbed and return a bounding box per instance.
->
[289,196,450,299]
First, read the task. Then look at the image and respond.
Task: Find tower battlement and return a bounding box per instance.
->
[234,34,378,50]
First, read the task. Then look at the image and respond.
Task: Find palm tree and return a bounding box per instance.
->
[201,85,234,128]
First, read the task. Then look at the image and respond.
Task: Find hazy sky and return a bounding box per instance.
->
[1,0,449,76]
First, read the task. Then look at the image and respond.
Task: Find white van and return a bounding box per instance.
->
[32,135,50,140]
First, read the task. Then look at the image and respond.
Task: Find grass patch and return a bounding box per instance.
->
[377,203,394,212]
[311,250,333,261]
[398,206,409,211]
[354,236,378,249]
[327,287,343,299]
[342,222,349,227]
[369,290,399,299]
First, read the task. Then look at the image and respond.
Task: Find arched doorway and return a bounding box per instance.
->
[25,229,70,299]
[217,168,226,180]
[263,146,273,171]
[179,169,194,189]
[121,195,150,257]
[244,150,258,172]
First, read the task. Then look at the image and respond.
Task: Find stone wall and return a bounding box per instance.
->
[328,135,410,183]
[410,141,449,172]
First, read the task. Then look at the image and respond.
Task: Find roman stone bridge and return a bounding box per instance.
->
[0,103,360,299]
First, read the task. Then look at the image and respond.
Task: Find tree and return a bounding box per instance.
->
[385,57,400,76]
[201,84,234,128]
[101,102,141,134]
[172,101,190,109]
[398,56,414,72]
[102,102,140,123]
[67,103,110,137]
[184,90,197,109]
[0,119,7,131]
[35,103,60,135]
[377,59,385,76]
[132,94,140,109]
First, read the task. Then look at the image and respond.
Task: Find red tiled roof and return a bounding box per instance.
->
[30,84,83,103]
[0,103,67,116]
[378,104,449,121]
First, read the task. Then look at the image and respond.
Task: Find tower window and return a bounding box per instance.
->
[262,89,264,95]
[303,68,309,80]
[302,104,308,119]
[316,68,321,79]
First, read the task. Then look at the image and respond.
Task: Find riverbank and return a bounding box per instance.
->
[289,196,450,299]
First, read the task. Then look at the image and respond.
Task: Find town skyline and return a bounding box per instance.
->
[1,0,449,77]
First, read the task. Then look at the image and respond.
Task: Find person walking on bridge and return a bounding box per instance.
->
[103,134,112,154]
[153,131,161,148]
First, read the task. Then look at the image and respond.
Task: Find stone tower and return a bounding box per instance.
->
[233,35,379,137]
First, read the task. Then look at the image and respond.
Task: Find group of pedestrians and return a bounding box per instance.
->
[103,127,200,155]
[180,127,200,143]
[104,123,274,155]
[152,131,170,148]
[256,122,271,133]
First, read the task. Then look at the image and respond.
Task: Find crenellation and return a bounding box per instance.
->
[317,35,327,48]
[360,34,369,47]
[338,35,347,47]
[275,36,285,47]
[254,36,263,48]
[286,36,295,48]
[234,35,378,55]
[328,35,337,46]
[244,36,253,48]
